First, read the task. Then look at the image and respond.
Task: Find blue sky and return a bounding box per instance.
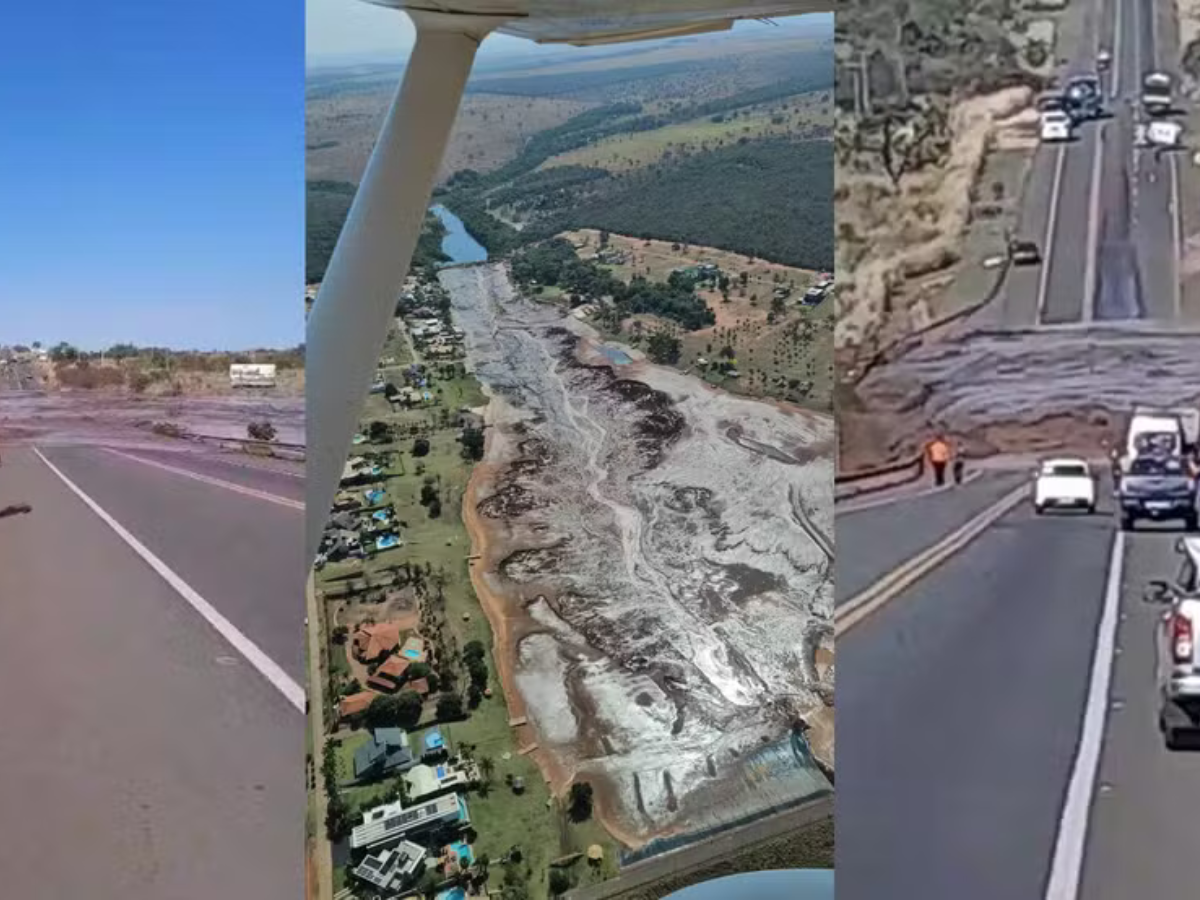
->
[0,0,304,351]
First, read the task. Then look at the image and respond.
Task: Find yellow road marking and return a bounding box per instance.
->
[835,484,1028,636]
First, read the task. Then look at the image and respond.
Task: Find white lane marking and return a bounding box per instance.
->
[1082,126,1105,323]
[33,447,305,712]
[1170,151,1182,319]
[103,447,303,511]
[1043,529,1125,900]
[837,469,984,514]
[1037,145,1069,326]
[1111,0,1123,99]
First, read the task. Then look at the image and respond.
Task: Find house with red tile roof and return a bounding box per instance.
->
[366,655,410,693]
[352,622,402,664]
[339,691,377,722]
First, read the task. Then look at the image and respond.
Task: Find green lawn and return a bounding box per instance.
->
[315,321,619,900]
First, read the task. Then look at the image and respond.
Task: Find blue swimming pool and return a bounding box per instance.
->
[403,648,420,659]
[449,841,474,866]
[599,344,632,365]
[436,888,467,900]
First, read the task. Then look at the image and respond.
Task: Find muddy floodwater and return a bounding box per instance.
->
[0,389,304,447]
[443,263,834,847]
[860,328,1200,429]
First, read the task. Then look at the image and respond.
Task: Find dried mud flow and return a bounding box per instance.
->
[442,263,834,847]
[849,328,1200,464]
[0,389,305,447]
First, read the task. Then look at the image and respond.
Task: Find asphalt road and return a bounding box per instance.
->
[837,468,1200,899]
[1076,524,1200,898]
[836,471,1027,602]
[993,0,1180,327]
[0,443,305,899]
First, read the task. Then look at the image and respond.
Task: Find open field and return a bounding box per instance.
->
[562,229,834,408]
[539,92,829,173]
[307,93,592,186]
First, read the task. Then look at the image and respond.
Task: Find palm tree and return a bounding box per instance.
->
[479,756,495,783]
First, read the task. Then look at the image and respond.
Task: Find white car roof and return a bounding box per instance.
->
[1041,457,1089,468]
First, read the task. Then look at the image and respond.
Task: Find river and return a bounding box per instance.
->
[430,203,487,265]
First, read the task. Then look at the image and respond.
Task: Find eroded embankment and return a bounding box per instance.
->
[445,262,834,847]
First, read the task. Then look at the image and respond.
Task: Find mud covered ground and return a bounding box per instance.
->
[442,263,834,846]
[0,389,305,447]
[841,327,1200,470]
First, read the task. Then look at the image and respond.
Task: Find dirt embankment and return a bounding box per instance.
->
[835,87,1036,364]
[461,420,651,851]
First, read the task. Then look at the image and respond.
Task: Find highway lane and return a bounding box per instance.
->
[1039,0,1107,326]
[1077,525,1200,898]
[0,444,304,899]
[39,443,307,679]
[1125,0,1181,322]
[993,0,1182,327]
[836,470,1026,602]
[993,0,1100,328]
[837,497,1117,900]
[105,444,306,503]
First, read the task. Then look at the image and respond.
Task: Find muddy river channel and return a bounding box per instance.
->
[443,263,834,847]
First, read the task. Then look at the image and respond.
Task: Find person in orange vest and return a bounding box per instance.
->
[927,435,952,486]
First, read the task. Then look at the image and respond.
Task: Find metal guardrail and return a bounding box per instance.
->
[154,430,307,457]
[835,454,926,502]
[183,431,306,451]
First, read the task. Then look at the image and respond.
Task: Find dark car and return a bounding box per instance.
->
[1119,455,1198,531]
[1009,239,1042,265]
[1065,75,1103,119]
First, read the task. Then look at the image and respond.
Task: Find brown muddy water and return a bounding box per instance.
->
[0,389,304,448]
[442,263,834,847]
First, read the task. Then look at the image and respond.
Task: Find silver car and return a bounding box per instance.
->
[1146,536,1200,749]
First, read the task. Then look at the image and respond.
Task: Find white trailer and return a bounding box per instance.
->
[230,363,277,388]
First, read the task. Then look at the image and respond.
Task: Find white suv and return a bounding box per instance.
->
[1040,110,1073,143]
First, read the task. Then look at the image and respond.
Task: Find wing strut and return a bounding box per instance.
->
[306,10,502,562]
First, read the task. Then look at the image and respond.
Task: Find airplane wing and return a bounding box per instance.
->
[362,1,833,44]
[307,0,833,564]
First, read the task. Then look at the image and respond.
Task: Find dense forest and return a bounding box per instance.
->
[306,180,449,283]
[545,139,834,271]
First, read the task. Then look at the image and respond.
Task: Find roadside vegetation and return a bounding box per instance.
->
[21,342,304,395]
[834,0,1052,372]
